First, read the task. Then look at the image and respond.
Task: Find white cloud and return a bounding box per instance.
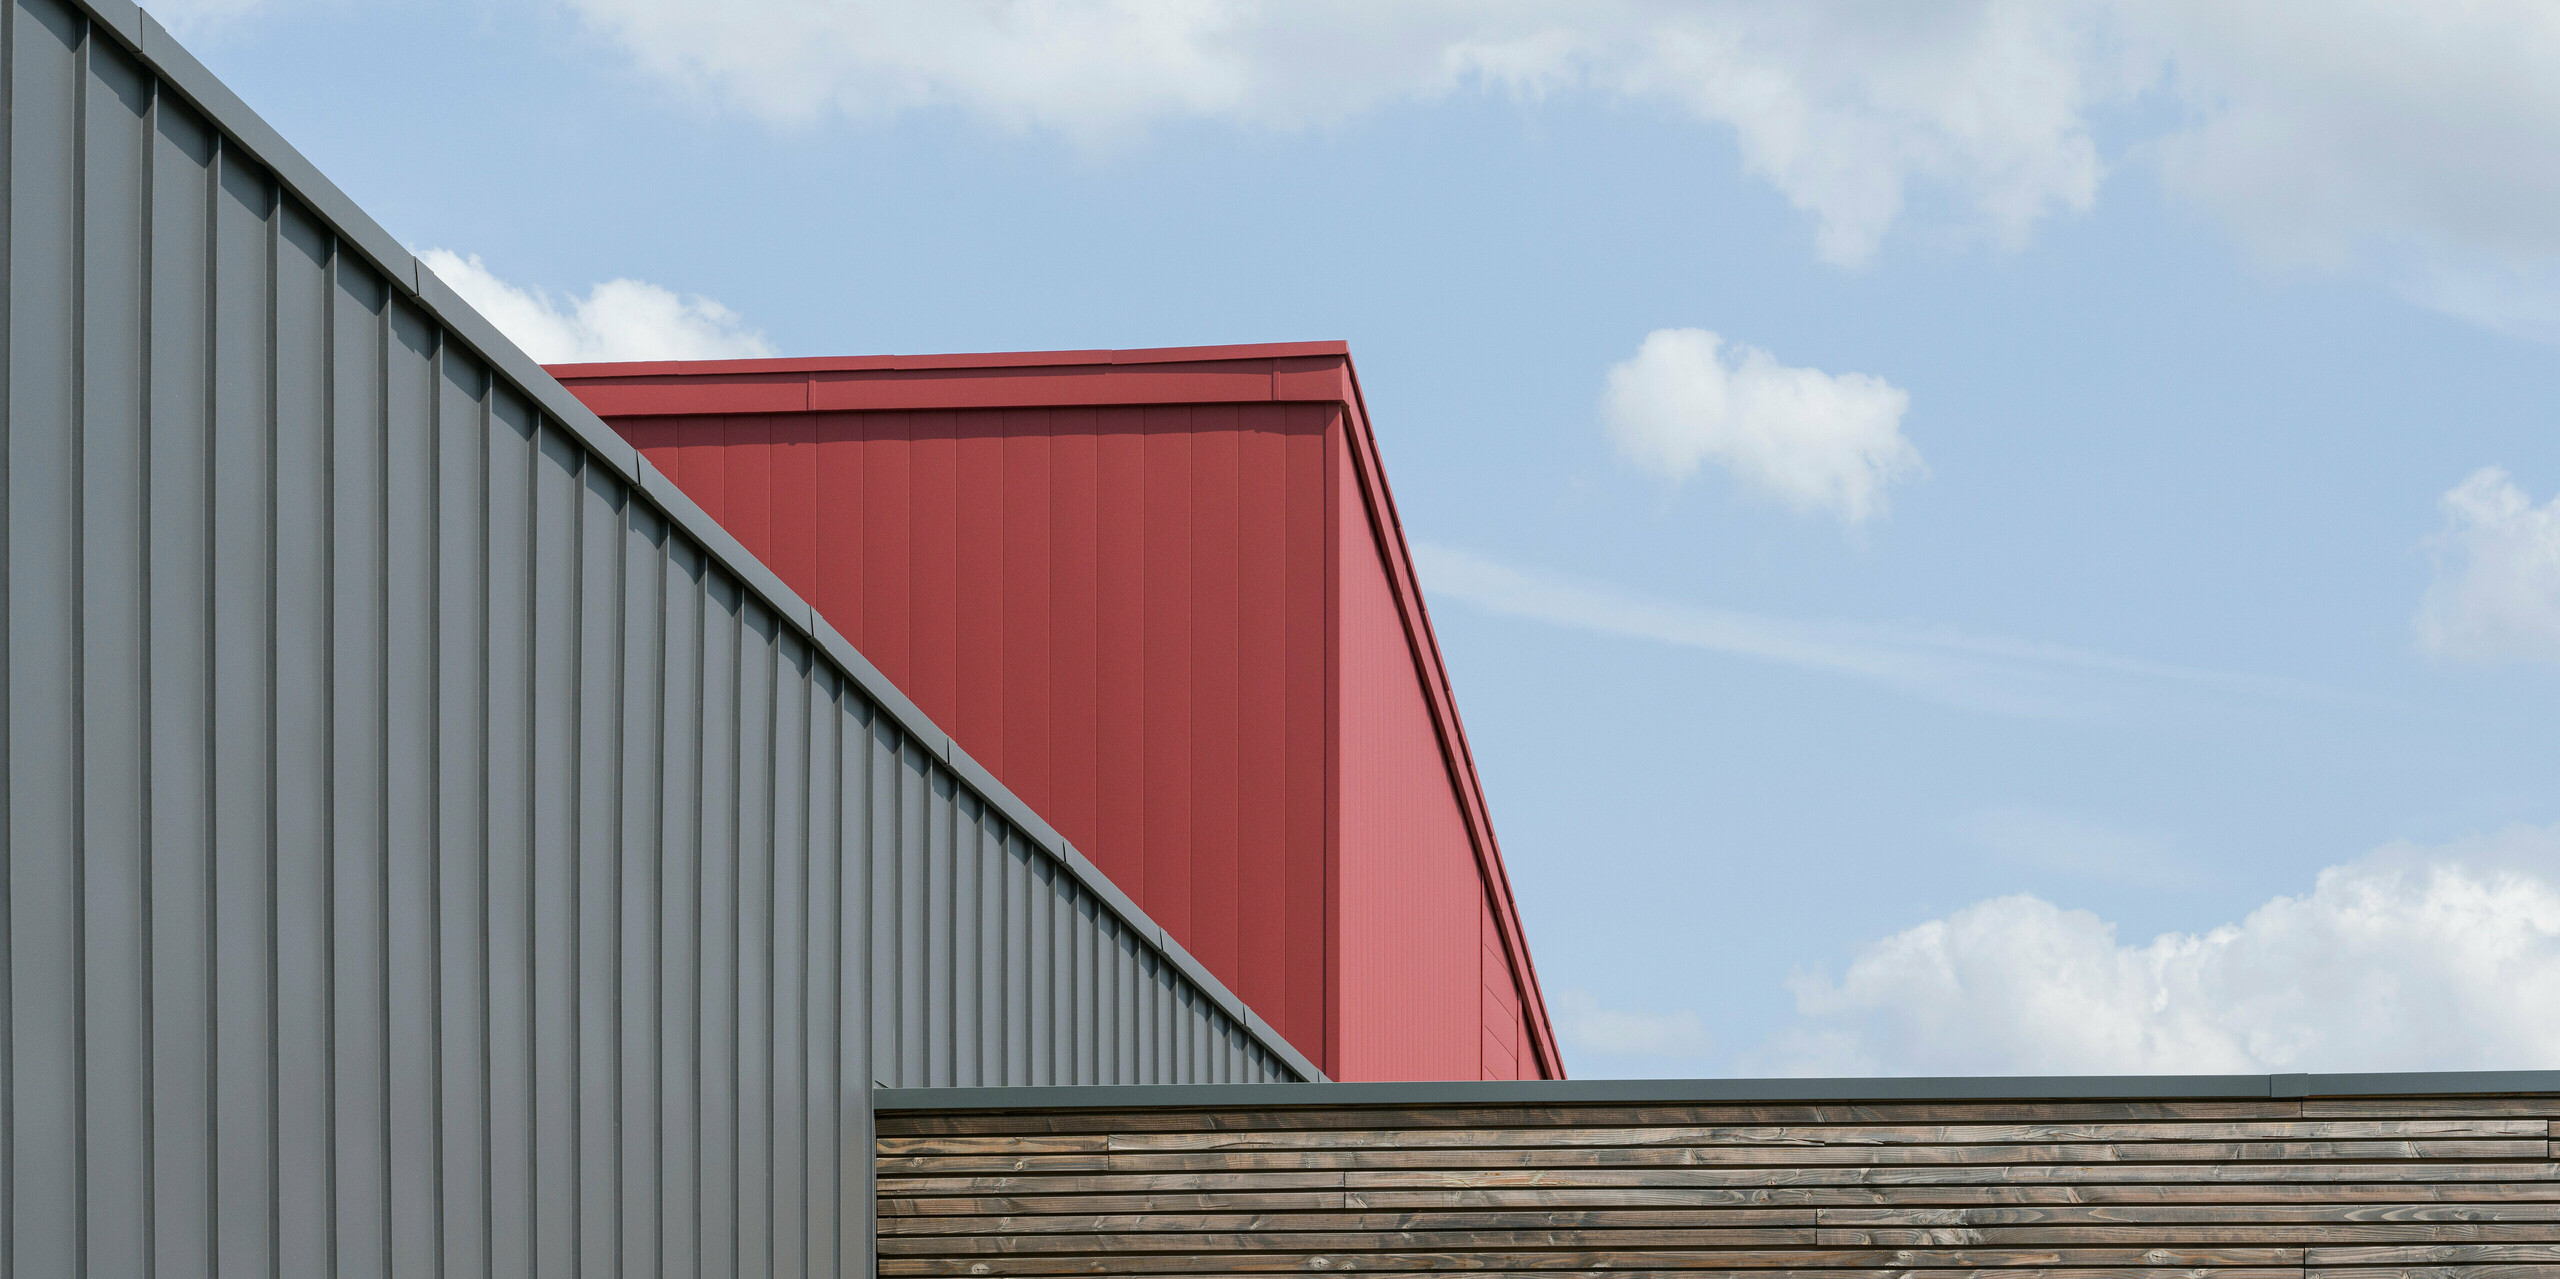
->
[1755,822,2560,1076]
[564,0,2560,324]
[1601,329,1920,524]
[2417,467,2560,666]
[564,0,2105,265]
[2128,3,2560,342]
[1555,989,1714,1061]
[418,250,773,365]
[1411,541,2332,718]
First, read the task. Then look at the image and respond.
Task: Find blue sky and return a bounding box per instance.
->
[165,0,2560,1077]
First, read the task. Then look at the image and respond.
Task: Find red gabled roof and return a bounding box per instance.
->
[552,342,1561,1079]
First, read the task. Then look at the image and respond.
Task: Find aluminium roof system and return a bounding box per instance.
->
[553,341,1566,1078]
[70,0,1323,1085]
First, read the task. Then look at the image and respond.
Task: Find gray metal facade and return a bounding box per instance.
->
[1,1,1316,1276]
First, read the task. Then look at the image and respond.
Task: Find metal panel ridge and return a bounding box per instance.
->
[53,0,1317,1088]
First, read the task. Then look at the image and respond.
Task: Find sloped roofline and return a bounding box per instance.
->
[552,343,1566,1078]
[73,0,1324,1085]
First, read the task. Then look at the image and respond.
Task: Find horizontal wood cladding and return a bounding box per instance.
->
[877,1096,2560,1278]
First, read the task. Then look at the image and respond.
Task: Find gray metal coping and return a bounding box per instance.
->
[876,1069,2560,1112]
[74,0,1325,1088]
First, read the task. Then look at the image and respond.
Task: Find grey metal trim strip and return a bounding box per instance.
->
[78,0,1324,1087]
[875,1069,2560,1112]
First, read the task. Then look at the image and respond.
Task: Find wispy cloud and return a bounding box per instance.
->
[1412,542,2333,718]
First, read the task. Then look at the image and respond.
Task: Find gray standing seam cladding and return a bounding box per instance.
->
[2,1,1319,1276]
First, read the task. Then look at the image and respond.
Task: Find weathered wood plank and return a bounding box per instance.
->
[881,1094,2560,1279]
[1333,1185,2560,1210]
[2306,1268,2560,1279]
[2309,1246,2560,1263]
[2303,1098,2560,1119]
[881,1192,1359,1217]
[875,1245,2310,1275]
[1034,1271,2307,1279]
[879,1140,2544,1176]
[1096,1121,2537,1154]
[1336,1163,2560,1191]
[880,1222,2560,1256]
[878,1102,2309,1138]
[880,1209,1830,1236]
[1027,1271,2306,1279]
[1820,1225,2560,1246]
[878,1227,1830,1256]
[880,1161,2560,1197]
[1817,1204,2560,1225]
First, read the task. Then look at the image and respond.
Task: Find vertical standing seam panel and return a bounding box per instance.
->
[733,604,775,1279]
[698,575,741,1279]
[618,504,667,1279]
[657,538,700,1279]
[6,14,1313,1279]
[530,423,583,1279]
[770,638,808,1279]
[6,3,80,1274]
[327,245,391,1278]
[208,132,276,1279]
[575,461,624,1279]
[381,300,437,1279]
[434,349,488,1279]
[142,77,216,1279]
[75,30,146,1279]
[270,194,332,1279]
[484,386,535,1279]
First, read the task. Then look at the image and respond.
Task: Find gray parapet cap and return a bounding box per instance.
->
[875,1067,2560,1112]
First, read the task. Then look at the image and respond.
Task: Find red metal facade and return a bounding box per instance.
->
[550,344,1560,1080]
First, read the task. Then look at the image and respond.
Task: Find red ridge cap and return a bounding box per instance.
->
[546,340,1351,382]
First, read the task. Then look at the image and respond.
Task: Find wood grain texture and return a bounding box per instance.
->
[882,1094,2560,1278]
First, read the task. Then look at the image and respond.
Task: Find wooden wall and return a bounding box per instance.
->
[876,1091,2560,1278]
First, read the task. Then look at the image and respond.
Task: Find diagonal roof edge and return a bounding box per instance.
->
[79,0,1324,1086]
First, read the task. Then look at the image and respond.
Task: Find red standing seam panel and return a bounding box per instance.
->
[908,412,959,729]
[1189,406,1241,985]
[1235,409,1290,1033]
[862,413,911,680]
[769,414,818,619]
[725,415,774,569]
[552,345,1558,1079]
[1049,411,1102,873]
[814,413,863,640]
[1094,413,1148,902]
[1140,408,1194,940]
[680,417,727,524]
[1003,411,1053,825]
[953,416,1006,773]
[1284,406,1331,1067]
